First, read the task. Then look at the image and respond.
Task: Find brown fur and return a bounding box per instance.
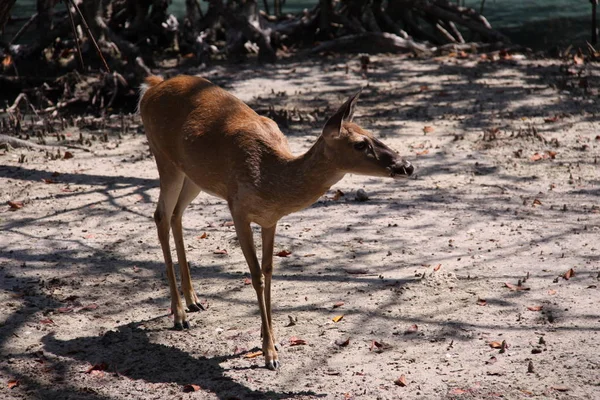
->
[139,75,413,369]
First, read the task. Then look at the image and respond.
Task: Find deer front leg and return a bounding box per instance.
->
[232,215,280,370]
[261,225,276,344]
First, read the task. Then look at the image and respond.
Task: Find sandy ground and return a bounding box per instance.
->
[1,53,599,400]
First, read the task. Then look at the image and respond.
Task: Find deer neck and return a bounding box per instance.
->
[272,136,345,213]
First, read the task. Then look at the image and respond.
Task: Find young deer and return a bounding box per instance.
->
[139,75,413,370]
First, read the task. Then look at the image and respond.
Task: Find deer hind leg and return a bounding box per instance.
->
[171,177,203,312]
[232,215,280,370]
[154,161,188,330]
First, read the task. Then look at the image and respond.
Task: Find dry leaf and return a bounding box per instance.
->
[530,152,546,161]
[213,249,228,255]
[505,282,530,291]
[199,232,208,239]
[7,201,24,210]
[527,305,543,311]
[335,338,350,347]
[332,189,345,201]
[486,356,497,364]
[42,178,57,184]
[79,303,99,311]
[433,264,441,272]
[544,115,560,123]
[63,151,74,160]
[489,341,503,349]
[370,340,383,352]
[563,268,575,280]
[332,315,344,323]
[243,278,252,285]
[449,388,468,395]
[552,386,570,392]
[546,150,557,159]
[416,149,429,156]
[39,318,54,325]
[289,336,307,346]
[2,55,13,67]
[57,307,74,313]
[7,379,19,389]
[243,350,263,358]
[423,126,435,134]
[548,289,557,295]
[333,301,345,308]
[404,324,418,334]
[477,298,487,306]
[276,250,292,257]
[574,53,584,65]
[221,220,235,227]
[183,384,202,393]
[85,363,108,374]
[532,199,542,206]
[394,375,407,387]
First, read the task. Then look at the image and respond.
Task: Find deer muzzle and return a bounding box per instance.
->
[388,160,414,178]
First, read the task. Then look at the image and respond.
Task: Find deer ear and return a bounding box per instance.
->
[322,90,361,139]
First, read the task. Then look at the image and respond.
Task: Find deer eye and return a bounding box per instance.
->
[354,141,368,151]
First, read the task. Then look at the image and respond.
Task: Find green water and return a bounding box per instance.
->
[5,0,595,49]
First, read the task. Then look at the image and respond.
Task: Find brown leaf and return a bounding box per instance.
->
[39,318,55,325]
[344,267,369,275]
[79,303,99,311]
[57,307,74,313]
[289,336,307,346]
[394,375,408,387]
[449,388,469,395]
[552,386,570,392]
[332,189,345,201]
[132,265,141,273]
[276,250,292,257]
[423,126,435,134]
[488,341,503,349]
[369,340,383,352]
[183,384,202,393]
[221,220,235,227]
[85,363,108,374]
[243,350,263,358]
[333,301,345,308]
[7,379,19,389]
[433,264,441,272]
[416,149,429,156]
[243,277,252,285]
[527,305,543,312]
[332,315,344,323]
[213,249,228,255]
[544,115,560,123]
[335,338,350,347]
[546,150,557,159]
[530,152,547,161]
[42,178,57,184]
[7,200,24,210]
[563,268,575,280]
[63,151,74,160]
[532,199,542,206]
[198,232,208,239]
[505,282,530,291]
[477,298,487,306]
[548,289,557,295]
[404,324,418,335]
[574,53,585,65]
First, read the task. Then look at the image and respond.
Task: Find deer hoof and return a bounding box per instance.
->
[173,321,191,330]
[266,359,281,370]
[187,303,204,312]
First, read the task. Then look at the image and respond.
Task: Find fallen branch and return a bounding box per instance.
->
[307,32,432,55]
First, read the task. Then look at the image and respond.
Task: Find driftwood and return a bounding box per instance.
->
[308,32,432,55]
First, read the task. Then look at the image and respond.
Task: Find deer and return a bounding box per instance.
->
[138,75,414,370]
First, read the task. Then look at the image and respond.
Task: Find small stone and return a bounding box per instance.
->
[355,189,369,202]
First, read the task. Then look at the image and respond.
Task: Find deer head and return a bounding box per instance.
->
[321,92,414,179]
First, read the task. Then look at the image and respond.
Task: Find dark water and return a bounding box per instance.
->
[5,0,595,50]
